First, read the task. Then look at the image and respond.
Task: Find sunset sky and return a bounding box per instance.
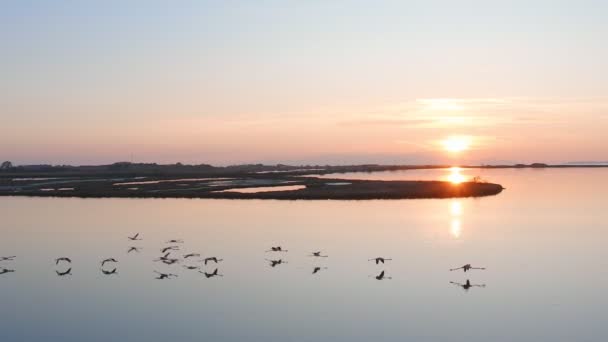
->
[2,1,607,165]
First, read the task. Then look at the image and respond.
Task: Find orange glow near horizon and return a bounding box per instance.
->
[441,135,472,153]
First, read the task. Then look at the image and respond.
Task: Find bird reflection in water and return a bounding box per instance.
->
[200,268,223,278]
[312,267,328,274]
[101,268,118,275]
[450,279,486,291]
[266,259,287,267]
[266,246,288,252]
[374,270,391,280]
[154,271,177,280]
[0,268,15,275]
[56,268,72,277]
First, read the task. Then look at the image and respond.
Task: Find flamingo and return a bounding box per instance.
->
[369,257,392,264]
[449,264,486,272]
[161,246,179,253]
[55,257,71,264]
[128,233,142,241]
[203,257,223,265]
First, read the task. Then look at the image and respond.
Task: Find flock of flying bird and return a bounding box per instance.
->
[0,233,487,290]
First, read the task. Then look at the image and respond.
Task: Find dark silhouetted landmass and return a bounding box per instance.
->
[0,162,506,200]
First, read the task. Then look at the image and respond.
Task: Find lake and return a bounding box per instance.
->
[1,168,607,341]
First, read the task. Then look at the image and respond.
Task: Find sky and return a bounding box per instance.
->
[1,0,608,166]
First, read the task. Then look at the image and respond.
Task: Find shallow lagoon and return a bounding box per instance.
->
[1,168,607,341]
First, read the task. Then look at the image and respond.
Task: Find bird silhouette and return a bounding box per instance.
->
[166,239,184,244]
[449,264,486,272]
[101,268,118,275]
[0,256,16,262]
[183,253,200,259]
[55,257,71,264]
[154,252,172,262]
[127,247,141,253]
[183,265,200,270]
[369,257,392,264]
[312,267,328,274]
[450,280,486,291]
[203,257,223,265]
[266,259,287,267]
[161,246,179,253]
[162,258,179,265]
[266,246,287,252]
[0,268,15,275]
[310,251,328,257]
[56,268,72,276]
[128,233,142,241]
[200,268,223,278]
[374,270,392,280]
[154,271,177,280]
[101,258,118,267]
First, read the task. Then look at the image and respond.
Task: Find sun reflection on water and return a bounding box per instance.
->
[449,200,463,239]
[450,218,461,238]
[447,166,466,184]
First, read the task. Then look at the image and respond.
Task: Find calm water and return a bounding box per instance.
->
[1,168,607,341]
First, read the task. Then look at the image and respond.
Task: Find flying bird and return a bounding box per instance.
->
[203,257,223,265]
[166,239,184,244]
[310,251,328,257]
[369,257,392,264]
[183,265,200,270]
[55,257,71,264]
[56,268,72,276]
[154,252,172,262]
[154,271,177,280]
[161,246,179,253]
[128,233,142,241]
[450,280,486,291]
[449,264,486,272]
[183,253,200,259]
[101,258,118,267]
[127,247,141,253]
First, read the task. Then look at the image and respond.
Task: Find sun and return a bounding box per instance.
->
[441,135,472,153]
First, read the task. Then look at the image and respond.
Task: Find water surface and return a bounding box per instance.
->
[1,168,607,341]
